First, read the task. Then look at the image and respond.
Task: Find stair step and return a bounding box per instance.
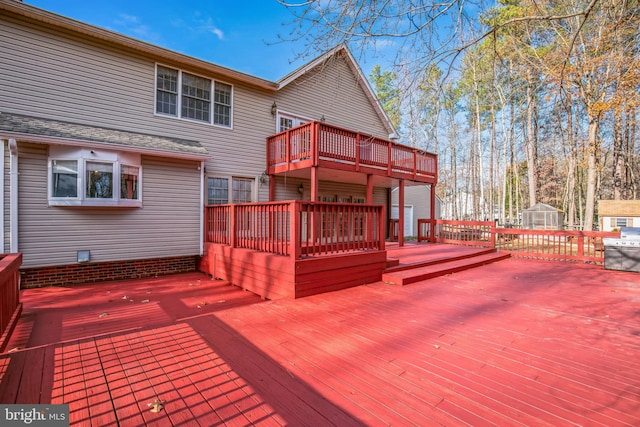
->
[382,252,510,286]
[386,258,400,268]
[384,248,496,274]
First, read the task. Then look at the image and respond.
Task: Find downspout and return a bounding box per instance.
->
[0,140,4,253]
[199,160,205,256]
[9,139,18,254]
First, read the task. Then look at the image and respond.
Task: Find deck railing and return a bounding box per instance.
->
[267,121,437,183]
[205,201,385,258]
[418,219,618,264]
[0,253,22,345]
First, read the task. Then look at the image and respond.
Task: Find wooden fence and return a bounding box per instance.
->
[418,219,618,264]
[205,201,386,258]
[0,253,22,351]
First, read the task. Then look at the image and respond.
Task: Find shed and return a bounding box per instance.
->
[523,203,564,230]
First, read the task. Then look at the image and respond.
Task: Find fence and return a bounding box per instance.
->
[205,201,385,258]
[418,219,618,263]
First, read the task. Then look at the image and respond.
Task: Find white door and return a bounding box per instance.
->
[391,205,414,236]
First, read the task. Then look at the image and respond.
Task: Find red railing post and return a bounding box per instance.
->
[290,201,301,259]
[285,129,291,171]
[577,232,584,260]
[490,222,496,247]
[379,205,386,250]
[229,204,237,248]
[311,121,319,166]
[355,132,361,171]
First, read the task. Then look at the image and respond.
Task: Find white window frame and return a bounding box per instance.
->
[206,176,255,205]
[155,64,233,129]
[48,146,142,207]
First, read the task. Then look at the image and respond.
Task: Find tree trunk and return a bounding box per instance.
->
[583,117,600,231]
[525,78,538,208]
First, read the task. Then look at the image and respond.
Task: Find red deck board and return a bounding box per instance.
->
[189,315,358,426]
[1,254,638,426]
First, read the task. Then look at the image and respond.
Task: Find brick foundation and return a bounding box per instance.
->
[20,255,199,288]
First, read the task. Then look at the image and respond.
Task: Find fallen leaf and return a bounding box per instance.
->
[141,299,150,304]
[99,313,108,318]
[148,398,164,413]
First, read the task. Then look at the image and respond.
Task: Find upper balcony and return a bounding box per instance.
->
[266,121,437,185]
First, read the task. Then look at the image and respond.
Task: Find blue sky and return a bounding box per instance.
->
[27,0,387,82]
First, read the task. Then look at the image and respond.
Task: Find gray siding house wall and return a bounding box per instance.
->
[0,0,396,285]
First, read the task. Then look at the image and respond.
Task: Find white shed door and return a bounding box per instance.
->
[391,205,414,236]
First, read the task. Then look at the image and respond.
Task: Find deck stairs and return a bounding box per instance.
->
[382,247,510,286]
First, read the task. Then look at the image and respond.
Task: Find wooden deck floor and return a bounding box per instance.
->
[1,245,639,426]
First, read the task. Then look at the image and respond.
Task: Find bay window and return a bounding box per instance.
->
[49,146,142,207]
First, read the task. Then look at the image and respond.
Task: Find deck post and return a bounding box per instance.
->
[430,183,436,243]
[366,174,374,242]
[398,179,405,247]
[310,166,319,202]
[366,174,374,204]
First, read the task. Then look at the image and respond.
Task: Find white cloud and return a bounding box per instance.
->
[113,13,161,43]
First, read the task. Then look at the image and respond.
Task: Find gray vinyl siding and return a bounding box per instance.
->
[17,142,201,268]
[275,56,389,139]
[0,15,272,195]
[273,176,387,206]
[2,141,8,253]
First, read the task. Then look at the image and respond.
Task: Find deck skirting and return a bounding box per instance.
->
[201,243,387,299]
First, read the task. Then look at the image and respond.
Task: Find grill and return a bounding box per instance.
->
[603,227,640,272]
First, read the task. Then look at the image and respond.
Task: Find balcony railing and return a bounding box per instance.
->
[267,121,437,183]
[418,219,619,264]
[205,201,386,258]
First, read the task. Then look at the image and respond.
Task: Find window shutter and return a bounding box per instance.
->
[628,218,633,227]
[610,218,616,227]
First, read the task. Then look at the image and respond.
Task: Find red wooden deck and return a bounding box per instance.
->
[1,248,639,426]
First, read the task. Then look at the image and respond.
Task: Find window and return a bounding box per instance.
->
[156,66,178,115]
[207,177,254,204]
[49,146,141,207]
[182,73,211,122]
[120,165,140,200]
[51,160,78,197]
[614,217,632,228]
[279,117,293,132]
[233,178,253,203]
[156,65,232,127]
[86,162,113,198]
[207,177,229,204]
[214,82,232,126]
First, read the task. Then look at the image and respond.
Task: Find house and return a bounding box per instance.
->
[0,0,437,296]
[598,200,640,231]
